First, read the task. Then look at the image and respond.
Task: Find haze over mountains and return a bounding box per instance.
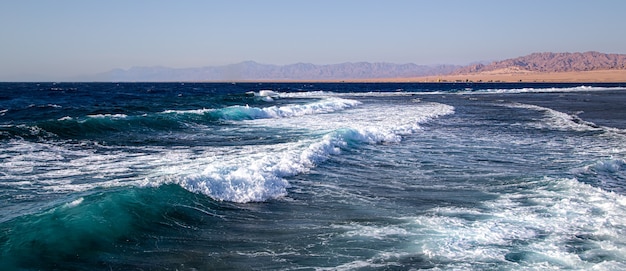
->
[90,62,461,82]
[88,51,626,82]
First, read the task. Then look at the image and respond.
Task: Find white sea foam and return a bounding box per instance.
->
[408,177,626,270]
[161,97,361,120]
[162,108,213,115]
[480,86,626,94]
[257,89,279,98]
[468,86,624,94]
[573,158,626,175]
[86,113,128,119]
[155,101,454,202]
[421,86,626,95]
[230,97,361,119]
[336,223,412,240]
[281,91,420,99]
[0,140,160,193]
[505,102,606,132]
[593,158,626,173]
[64,197,84,208]
[1,99,454,203]
[279,91,335,98]
[280,86,626,97]
[168,129,404,202]
[247,101,454,137]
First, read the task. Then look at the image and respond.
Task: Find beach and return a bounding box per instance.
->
[399,69,626,83]
[248,69,626,84]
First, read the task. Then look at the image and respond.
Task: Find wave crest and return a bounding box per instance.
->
[164,97,361,121]
[168,102,454,202]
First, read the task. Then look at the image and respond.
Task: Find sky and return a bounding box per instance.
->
[1,0,625,81]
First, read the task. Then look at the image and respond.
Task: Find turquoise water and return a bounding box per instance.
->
[1,83,625,270]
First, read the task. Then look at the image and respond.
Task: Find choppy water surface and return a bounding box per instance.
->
[1,82,625,270]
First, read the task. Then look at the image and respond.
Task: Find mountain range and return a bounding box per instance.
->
[89,61,460,82]
[88,51,626,82]
[454,52,626,74]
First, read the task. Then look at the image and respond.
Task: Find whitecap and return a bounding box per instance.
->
[63,197,84,208]
[162,108,213,115]
[505,102,606,132]
[161,97,361,120]
[143,101,455,202]
[86,113,128,119]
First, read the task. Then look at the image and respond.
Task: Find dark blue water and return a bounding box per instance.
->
[1,82,626,270]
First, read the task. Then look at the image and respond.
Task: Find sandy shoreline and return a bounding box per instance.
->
[360,69,626,83]
[225,69,626,83]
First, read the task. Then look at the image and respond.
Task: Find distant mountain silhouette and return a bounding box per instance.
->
[89,61,460,81]
[454,51,626,74]
[85,51,626,81]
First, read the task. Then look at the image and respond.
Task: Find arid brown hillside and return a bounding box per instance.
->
[455,52,626,74]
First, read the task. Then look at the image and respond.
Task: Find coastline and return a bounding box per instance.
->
[4,69,624,83]
[202,69,626,83]
[361,69,626,83]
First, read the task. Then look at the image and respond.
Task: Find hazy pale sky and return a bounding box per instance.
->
[1,0,625,80]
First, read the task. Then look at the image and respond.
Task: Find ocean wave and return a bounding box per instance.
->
[167,135,337,202]
[279,86,626,97]
[86,113,128,119]
[165,102,454,202]
[504,102,607,132]
[572,158,626,193]
[583,158,626,174]
[0,140,155,204]
[0,185,200,269]
[162,97,361,120]
[281,91,420,99]
[2,101,454,203]
[163,126,415,202]
[0,98,361,141]
[0,124,54,140]
[472,86,626,94]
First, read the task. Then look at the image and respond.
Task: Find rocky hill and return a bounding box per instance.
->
[454,52,626,74]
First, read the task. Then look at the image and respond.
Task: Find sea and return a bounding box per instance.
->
[1,82,625,270]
